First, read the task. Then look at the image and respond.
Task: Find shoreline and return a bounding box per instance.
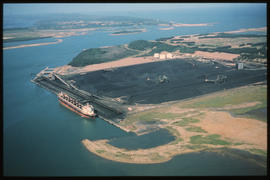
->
[81,83,266,164]
[110,29,147,36]
[3,39,63,50]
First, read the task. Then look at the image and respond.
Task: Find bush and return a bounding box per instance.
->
[128,40,156,51]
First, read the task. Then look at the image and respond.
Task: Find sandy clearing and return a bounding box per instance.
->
[55,56,173,75]
[216,101,261,110]
[3,39,63,50]
[198,110,267,149]
[193,51,239,61]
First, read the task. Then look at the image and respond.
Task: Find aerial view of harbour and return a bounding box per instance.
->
[3,3,267,176]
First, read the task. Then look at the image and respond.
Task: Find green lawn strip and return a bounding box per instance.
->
[185,126,207,133]
[173,117,200,127]
[190,134,232,145]
[179,86,266,109]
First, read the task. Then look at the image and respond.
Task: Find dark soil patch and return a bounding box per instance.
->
[244,107,267,122]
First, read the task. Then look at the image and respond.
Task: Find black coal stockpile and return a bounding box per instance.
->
[68,59,266,105]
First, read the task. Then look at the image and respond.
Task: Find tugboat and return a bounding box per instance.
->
[58,92,96,118]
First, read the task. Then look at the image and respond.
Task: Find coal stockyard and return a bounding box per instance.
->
[33,58,266,126]
[66,59,266,105]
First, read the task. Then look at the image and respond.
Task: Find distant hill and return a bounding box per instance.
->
[69,46,138,67]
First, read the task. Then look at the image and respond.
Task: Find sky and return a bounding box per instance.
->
[4,3,266,16]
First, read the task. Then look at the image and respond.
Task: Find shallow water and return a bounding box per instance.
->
[108,128,175,150]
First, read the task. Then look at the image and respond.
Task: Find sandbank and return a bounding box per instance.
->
[3,39,63,50]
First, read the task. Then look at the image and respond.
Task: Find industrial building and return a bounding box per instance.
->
[237,62,244,70]
[153,52,173,59]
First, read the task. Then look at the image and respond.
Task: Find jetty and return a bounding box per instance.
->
[32,67,125,126]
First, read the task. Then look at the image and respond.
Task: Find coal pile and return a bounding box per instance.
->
[67,59,266,105]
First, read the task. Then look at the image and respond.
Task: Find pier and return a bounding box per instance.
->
[32,67,125,125]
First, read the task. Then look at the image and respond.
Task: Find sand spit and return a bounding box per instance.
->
[3,39,63,50]
[173,23,213,27]
[82,138,196,164]
[226,27,267,34]
[159,27,174,30]
[82,106,266,164]
[158,23,213,27]
[82,109,267,164]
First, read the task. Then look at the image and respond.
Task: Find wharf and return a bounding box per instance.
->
[32,68,125,125]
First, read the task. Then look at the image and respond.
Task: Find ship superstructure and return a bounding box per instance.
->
[58,92,96,118]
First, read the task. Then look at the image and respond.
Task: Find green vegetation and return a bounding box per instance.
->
[180,85,267,122]
[156,36,174,41]
[121,110,180,127]
[190,134,232,145]
[3,28,53,43]
[115,152,131,159]
[150,153,165,161]
[249,148,267,156]
[181,41,195,46]
[198,33,266,39]
[69,31,266,67]
[166,126,181,137]
[181,86,266,109]
[179,35,190,38]
[3,36,52,43]
[128,111,180,122]
[96,149,106,154]
[69,45,138,67]
[172,117,200,127]
[112,29,144,35]
[128,40,157,51]
[128,39,196,56]
[166,126,183,145]
[195,33,267,60]
[34,15,162,30]
[185,144,208,150]
[185,126,207,133]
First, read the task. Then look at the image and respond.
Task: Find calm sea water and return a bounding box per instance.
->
[3,6,267,176]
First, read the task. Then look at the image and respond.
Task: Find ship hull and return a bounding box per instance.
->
[58,98,95,118]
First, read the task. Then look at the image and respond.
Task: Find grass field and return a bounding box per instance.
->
[190,134,232,145]
[180,86,266,108]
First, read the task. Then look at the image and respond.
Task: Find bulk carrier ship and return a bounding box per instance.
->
[58,92,96,118]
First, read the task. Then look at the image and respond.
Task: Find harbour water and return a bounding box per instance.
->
[3,6,267,176]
